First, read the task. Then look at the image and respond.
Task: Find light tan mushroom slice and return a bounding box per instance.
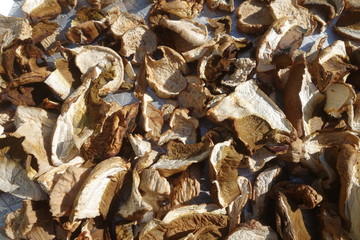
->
[161,99,178,122]
[129,134,152,157]
[253,165,282,220]
[156,0,204,19]
[109,10,146,38]
[70,157,130,222]
[22,0,61,20]
[345,0,360,9]
[236,0,273,34]
[336,144,360,240]
[246,147,278,172]
[335,11,360,41]
[145,46,189,98]
[49,166,91,217]
[228,176,251,232]
[118,171,153,221]
[269,0,317,35]
[4,200,58,240]
[171,164,201,206]
[0,16,32,52]
[206,0,234,12]
[208,16,232,35]
[72,45,124,96]
[139,204,229,240]
[182,36,219,62]
[209,140,246,208]
[86,0,115,8]
[12,106,57,176]
[142,93,164,140]
[222,58,256,87]
[37,156,84,193]
[256,18,306,72]
[158,18,208,52]
[284,62,325,137]
[158,108,199,145]
[151,139,213,177]
[324,82,355,118]
[226,219,278,240]
[120,25,157,65]
[134,150,159,173]
[178,83,212,118]
[311,40,357,91]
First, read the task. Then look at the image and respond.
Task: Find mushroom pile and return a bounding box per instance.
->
[1,0,360,239]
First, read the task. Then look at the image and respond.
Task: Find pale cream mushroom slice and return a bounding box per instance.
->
[345,0,360,9]
[256,18,306,72]
[236,0,273,35]
[221,58,256,88]
[12,106,57,176]
[226,219,278,240]
[206,0,234,12]
[335,11,360,41]
[70,157,130,223]
[158,18,208,52]
[0,16,32,52]
[178,83,212,118]
[145,46,189,98]
[209,139,247,208]
[151,138,213,177]
[22,0,62,20]
[142,93,164,140]
[71,45,124,96]
[109,9,146,38]
[120,25,157,65]
[207,80,294,154]
[158,108,199,145]
[324,82,355,118]
[336,144,360,240]
[246,147,278,172]
[129,134,152,157]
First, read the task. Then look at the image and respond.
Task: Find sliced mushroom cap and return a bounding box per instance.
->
[145,46,189,98]
[70,157,130,222]
[129,134,152,157]
[206,0,234,12]
[110,10,146,38]
[66,20,105,44]
[178,83,212,118]
[324,82,355,118]
[142,93,164,140]
[345,0,360,9]
[156,0,204,19]
[226,219,278,240]
[236,0,273,34]
[208,16,232,35]
[22,0,62,20]
[335,10,360,41]
[0,16,32,52]
[120,25,157,65]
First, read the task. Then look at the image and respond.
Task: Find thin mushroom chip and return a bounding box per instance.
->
[335,10,360,41]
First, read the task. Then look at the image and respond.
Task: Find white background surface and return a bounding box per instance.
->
[0,0,14,16]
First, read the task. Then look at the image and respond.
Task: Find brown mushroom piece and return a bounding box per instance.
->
[345,0,360,9]
[178,83,212,118]
[141,94,164,141]
[0,15,32,52]
[66,20,105,45]
[335,10,360,40]
[145,46,189,98]
[86,0,115,9]
[236,0,273,35]
[31,20,59,51]
[226,219,278,240]
[318,203,351,239]
[206,0,234,12]
[129,134,151,158]
[156,0,204,19]
[208,16,232,35]
[22,0,61,20]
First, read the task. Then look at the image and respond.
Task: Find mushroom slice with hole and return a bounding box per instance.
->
[207,80,295,154]
[324,82,355,118]
[120,25,157,65]
[151,138,213,177]
[226,219,278,240]
[158,18,208,52]
[310,40,357,91]
[109,10,146,38]
[206,0,234,12]
[70,157,130,223]
[336,144,360,240]
[256,18,306,72]
[335,10,360,41]
[71,45,124,96]
[0,16,32,52]
[12,106,57,176]
[209,139,247,208]
[22,0,62,20]
[236,0,273,35]
[139,204,229,240]
[145,46,189,98]
[178,83,212,118]
[158,108,199,145]
[252,165,282,220]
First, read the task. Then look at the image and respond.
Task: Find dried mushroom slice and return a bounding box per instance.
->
[139,204,229,240]
[335,10,360,41]
[206,0,234,12]
[158,108,199,145]
[336,144,360,239]
[31,20,59,51]
[142,94,164,140]
[236,0,273,35]
[86,0,115,9]
[209,140,246,208]
[22,0,62,20]
[151,139,213,177]
[109,10,146,38]
[66,20,105,44]
[299,0,337,22]
[318,203,351,239]
[158,18,208,52]
[252,165,282,220]
[257,18,306,72]
[311,40,357,91]
[208,16,232,35]
[145,46,189,98]
[324,82,355,118]
[158,0,203,19]
[70,157,130,222]
[222,58,256,88]
[0,16,32,52]
[207,80,294,154]
[345,0,360,9]
[226,219,278,240]
[72,45,124,96]
[120,25,157,65]
[129,134,151,157]
[178,83,212,118]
